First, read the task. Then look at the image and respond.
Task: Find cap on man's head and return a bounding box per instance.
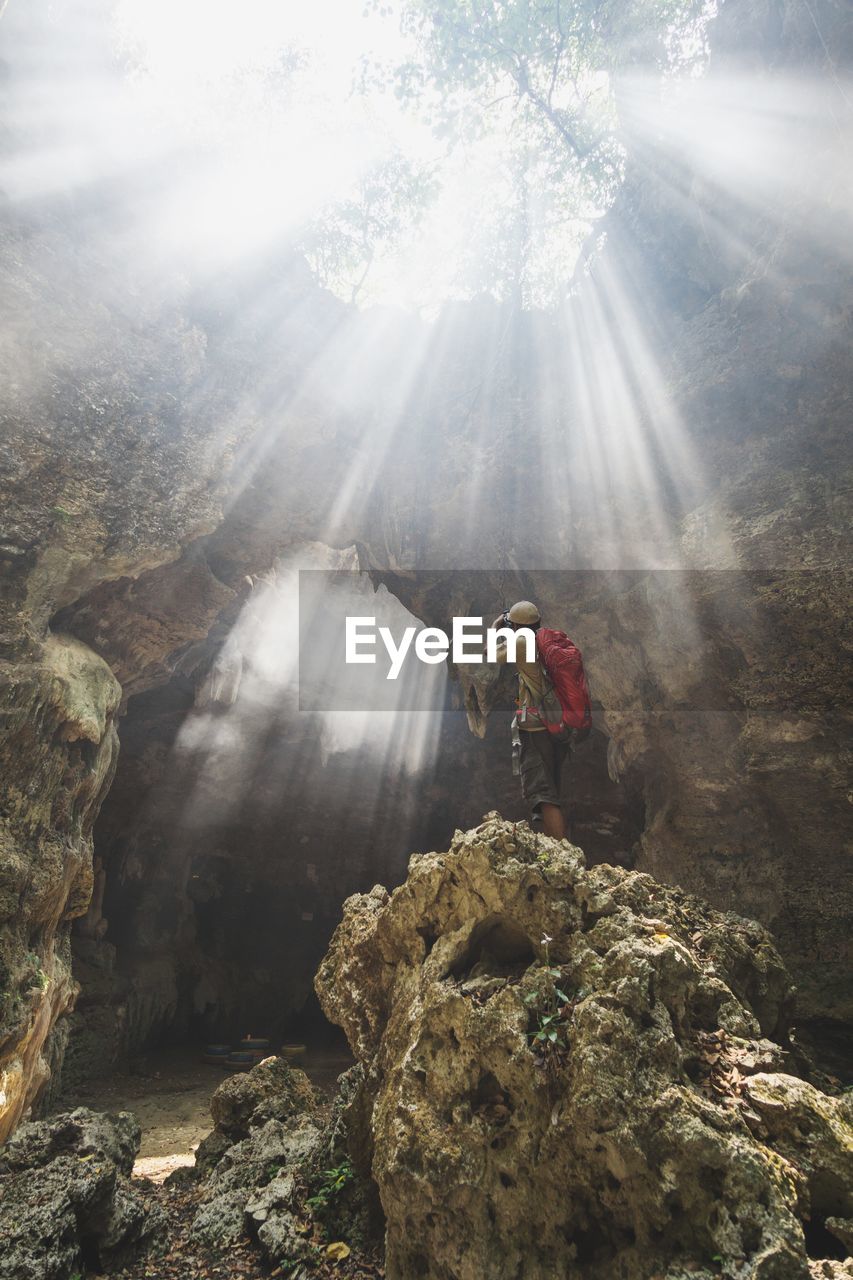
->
[507,600,540,625]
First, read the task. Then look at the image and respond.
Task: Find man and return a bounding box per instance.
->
[489,600,570,841]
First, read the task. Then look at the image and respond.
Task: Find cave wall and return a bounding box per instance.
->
[0,0,851,1132]
[0,635,119,1136]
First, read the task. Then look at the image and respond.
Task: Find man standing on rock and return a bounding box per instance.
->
[488,600,572,841]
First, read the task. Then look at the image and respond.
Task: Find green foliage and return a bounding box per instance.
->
[24,951,50,993]
[527,986,571,1043]
[306,1158,355,1214]
[525,933,574,1065]
[396,0,618,153]
[524,973,573,1061]
[298,153,438,302]
[278,1257,321,1276]
[362,0,713,304]
[392,0,710,142]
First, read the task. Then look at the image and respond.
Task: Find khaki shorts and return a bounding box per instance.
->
[519,730,571,813]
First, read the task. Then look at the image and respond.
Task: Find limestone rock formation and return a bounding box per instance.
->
[207,1053,318,1139]
[189,1055,383,1270]
[0,1106,165,1279]
[192,1113,322,1254]
[0,636,121,1141]
[316,815,853,1280]
[381,564,853,1042]
[190,1057,322,1257]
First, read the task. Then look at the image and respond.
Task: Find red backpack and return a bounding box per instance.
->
[529,628,592,740]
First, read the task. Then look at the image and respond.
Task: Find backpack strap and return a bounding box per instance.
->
[517,665,543,703]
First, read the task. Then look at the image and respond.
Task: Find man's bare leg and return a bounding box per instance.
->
[540,803,565,840]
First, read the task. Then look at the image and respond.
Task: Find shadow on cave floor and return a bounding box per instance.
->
[57,1034,353,1183]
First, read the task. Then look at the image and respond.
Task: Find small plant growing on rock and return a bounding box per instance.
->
[524,933,573,1070]
[24,951,49,993]
[527,993,572,1047]
[276,1256,321,1278]
[306,1158,354,1213]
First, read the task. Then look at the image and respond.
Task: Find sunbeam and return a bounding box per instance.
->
[171,544,445,837]
[1,4,850,1235]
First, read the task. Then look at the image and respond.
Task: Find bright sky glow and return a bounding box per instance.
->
[111,0,435,303]
[109,0,603,309]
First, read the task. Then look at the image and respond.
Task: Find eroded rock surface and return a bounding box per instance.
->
[188,1055,383,1271]
[316,816,853,1280]
[190,1057,322,1258]
[0,636,120,1140]
[207,1054,318,1140]
[0,1106,165,1279]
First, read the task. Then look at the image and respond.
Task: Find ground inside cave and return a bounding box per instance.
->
[58,1042,354,1183]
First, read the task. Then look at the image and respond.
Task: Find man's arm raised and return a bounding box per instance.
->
[487,613,512,665]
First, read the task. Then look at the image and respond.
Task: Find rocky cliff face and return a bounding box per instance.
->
[58,613,643,1088]
[316,815,853,1280]
[0,1106,165,1277]
[0,635,120,1140]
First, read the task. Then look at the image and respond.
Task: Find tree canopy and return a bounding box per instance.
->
[342,0,713,306]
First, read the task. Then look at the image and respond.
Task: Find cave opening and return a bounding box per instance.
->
[61,569,648,1098]
[40,543,659,1114]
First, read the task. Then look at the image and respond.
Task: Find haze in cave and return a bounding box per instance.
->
[0,2,851,1278]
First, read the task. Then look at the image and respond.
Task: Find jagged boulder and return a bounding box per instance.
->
[193,1054,320,1180]
[0,1107,165,1279]
[191,1057,322,1252]
[208,1054,317,1139]
[192,1114,321,1249]
[315,815,853,1280]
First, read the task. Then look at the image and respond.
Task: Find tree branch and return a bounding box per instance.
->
[523,84,591,158]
